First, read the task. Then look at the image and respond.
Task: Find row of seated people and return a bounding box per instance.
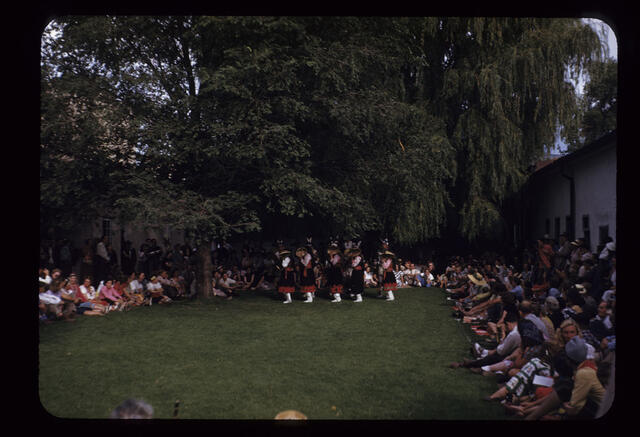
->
[442,250,615,420]
[38,268,189,322]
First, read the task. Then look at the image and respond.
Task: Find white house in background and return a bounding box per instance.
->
[521,131,617,252]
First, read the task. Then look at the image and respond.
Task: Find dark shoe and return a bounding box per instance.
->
[495,373,510,384]
[469,367,483,374]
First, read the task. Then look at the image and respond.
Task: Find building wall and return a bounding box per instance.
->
[573,143,617,251]
[528,169,571,241]
[525,137,616,253]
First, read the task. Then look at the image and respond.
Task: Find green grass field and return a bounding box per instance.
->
[38,287,510,420]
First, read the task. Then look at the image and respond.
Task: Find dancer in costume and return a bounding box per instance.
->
[277,249,296,304]
[273,240,288,265]
[296,246,316,303]
[346,242,364,303]
[305,236,320,298]
[377,238,391,298]
[325,240,344,303]
[380,249,397,301]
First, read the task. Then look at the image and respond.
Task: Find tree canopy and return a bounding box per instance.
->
[41,16,607,248]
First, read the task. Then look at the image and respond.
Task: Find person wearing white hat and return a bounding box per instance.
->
[599,239,615,260]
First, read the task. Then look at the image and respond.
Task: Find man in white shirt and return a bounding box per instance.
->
[147,276,170,304]
[450,312,521,370]
[217,273,238,300]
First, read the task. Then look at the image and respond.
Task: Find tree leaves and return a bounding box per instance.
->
[41,16,607,246]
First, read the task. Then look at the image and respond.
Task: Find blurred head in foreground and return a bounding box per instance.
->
[110,398,154,419]
[274,410,307,420]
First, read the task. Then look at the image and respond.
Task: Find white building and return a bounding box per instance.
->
[520,131,617,252]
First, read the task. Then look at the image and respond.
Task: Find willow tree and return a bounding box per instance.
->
[410,18,605,241]
[284,16,457,244]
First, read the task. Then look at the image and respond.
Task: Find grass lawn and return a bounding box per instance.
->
[38,287,510,420]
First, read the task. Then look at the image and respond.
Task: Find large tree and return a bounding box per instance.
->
[41,16,606,293]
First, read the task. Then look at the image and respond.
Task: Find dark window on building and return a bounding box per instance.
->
[599,225,610,245]
[545,218,550,236]
[566,215,573,241]
[582,215,590,249]
[554,217,560,241]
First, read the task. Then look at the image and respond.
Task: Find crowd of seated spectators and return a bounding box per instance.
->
[38,236,447,317]
[445,233,616,420]
[39,234,616,420]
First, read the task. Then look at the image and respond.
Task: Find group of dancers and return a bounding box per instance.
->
[274,237,398,304]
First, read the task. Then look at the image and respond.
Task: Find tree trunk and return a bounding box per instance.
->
[196,242,213,298]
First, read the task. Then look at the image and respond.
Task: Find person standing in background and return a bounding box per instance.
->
[121,240,137,276]
[95,236,110,283]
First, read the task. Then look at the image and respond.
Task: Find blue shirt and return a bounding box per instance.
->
[548,287,560,298]
[510,285,524,300]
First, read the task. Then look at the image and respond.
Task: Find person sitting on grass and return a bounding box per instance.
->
[130,272,150,304]
[521,336,605,420]
[450,270,492,314]
[146,275,171,305]
[123,272,145,306]
[217,272,239,300]
[58,279,78,321]
[170,270,187,298]
[458,281,507,319]
[157,270,179,300]
[588,301,615,343]
[497,349,575,419]
[519,300,553,342]
[39,267,52,286]
[449,311,521,372]
[248,265,267,291]
[509,276,525,302]
[70,276,109,316]
[364,265,378,288]
[39,282,64,322]
[473,317,545,378]
[99,279,127,311]
[445,273,471,300]
[483,352,553,405]
[546,318,596,361]
[543,296,564,330]
[486,291,519,343]
[114,275,135,310]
